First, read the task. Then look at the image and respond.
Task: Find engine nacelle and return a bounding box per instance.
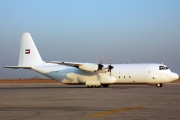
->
[79,63,98,72]
[99,74,116,84]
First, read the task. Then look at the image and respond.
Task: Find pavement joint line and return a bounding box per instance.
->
[88,106,143,117]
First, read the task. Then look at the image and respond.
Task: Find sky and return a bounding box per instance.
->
[0,0,180,79]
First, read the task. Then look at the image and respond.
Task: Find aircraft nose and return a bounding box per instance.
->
[170,72,179,81]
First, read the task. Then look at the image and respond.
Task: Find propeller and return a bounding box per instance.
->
[96,56,104,71]
[96,56,114,76]
[108,56,114,76]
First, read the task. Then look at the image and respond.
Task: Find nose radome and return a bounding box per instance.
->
[175,73,179,79]
[171,72,179,80]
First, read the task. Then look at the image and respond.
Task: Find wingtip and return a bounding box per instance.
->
[3,65,8,68]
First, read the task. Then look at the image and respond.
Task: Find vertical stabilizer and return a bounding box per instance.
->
[18,33,43,66]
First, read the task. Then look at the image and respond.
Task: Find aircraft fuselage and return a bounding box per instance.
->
[32,63,178,87]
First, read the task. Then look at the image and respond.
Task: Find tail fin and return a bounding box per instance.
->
[18,33,43,66]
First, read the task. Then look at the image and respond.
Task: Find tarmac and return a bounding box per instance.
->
[0,83,180,120]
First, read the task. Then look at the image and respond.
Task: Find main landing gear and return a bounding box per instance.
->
[86,84,109,88]
[87,85,101,88]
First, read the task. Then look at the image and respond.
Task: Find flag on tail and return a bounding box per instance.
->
[25,49,30,54]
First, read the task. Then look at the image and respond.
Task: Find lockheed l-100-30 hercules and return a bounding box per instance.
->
[4,33,179,88]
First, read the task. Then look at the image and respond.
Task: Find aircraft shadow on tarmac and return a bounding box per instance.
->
[0,85,147,89]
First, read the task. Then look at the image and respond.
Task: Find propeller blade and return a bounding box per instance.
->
[101,56,104,64]
[132,58,134,63]
[108,56,113,76]
[96,58,99,64]
[96,56,104,71]
[109,56,112,65]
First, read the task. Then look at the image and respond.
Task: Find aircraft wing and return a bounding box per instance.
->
[48,61,98,72]
[48,61,82,67]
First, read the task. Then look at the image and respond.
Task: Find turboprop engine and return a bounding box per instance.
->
[78,63,98,72]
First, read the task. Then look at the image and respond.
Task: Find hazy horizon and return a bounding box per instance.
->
[1,0,180,79]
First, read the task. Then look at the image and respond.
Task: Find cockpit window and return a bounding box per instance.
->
[159,66,168,70]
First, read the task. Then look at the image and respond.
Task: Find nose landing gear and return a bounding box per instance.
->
[156,83,163,87]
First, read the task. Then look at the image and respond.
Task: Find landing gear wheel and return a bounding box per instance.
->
[156,83,163,88]
[102,84,109,88]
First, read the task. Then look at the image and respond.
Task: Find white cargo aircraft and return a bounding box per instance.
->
[4,33,179,88]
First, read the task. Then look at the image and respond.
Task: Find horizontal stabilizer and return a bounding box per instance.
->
[4,66,32,69]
